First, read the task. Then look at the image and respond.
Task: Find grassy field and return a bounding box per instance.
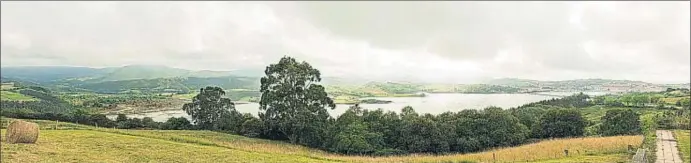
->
[1,118,642,163]
[674,130,690,162]
[661,97,689,104]
[0,91,38,101]
[580,106,663,123]
[332,95,359,104]
[172,92,197,100]
[1,83,17,90]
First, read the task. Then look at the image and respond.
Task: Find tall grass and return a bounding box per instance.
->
[640,112,658,163]
[674,130,690,163]
[0,91,37,101]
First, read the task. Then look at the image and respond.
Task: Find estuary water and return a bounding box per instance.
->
[109,92,610,122]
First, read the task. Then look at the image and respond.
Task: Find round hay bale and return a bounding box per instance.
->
[5,120,39,144]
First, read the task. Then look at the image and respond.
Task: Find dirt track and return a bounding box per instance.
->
[656,130,683,163]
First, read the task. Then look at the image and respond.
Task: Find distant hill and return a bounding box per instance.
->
[484,78,540,87]
[0,65,264,93]
[96,65,190,81]
[2,66,685,94]
[225,68,266,78]
[93,65,242,81]
[484,78,674,92]
[0,66,108,83]
[321,76,373,86]
[486,78,651,86]
[69,76,260,94]
[0,65,254,82]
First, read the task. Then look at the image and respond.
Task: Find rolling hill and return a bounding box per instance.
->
[1,66,686,96]
[0,65,262,94]
[94,65,244,81]
[0,66,109,83]
[73,76,260,93]
[0,65,257,83]
[485,78,678,92]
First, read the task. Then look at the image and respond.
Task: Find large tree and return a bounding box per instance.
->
[259,56,336,146]
[182,86,239,130]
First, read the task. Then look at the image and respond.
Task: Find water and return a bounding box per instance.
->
[109,92,608,122]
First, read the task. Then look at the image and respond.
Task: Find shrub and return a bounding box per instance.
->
[372,148,407,156]
[599,108,641,136]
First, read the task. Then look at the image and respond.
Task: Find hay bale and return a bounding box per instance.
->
[5,120,39,144]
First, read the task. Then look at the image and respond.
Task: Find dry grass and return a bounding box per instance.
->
[528,153,630,163]
[326,136,642,163]
[5,120,39,144]
[0,83,17,90]
[661,97,689,104]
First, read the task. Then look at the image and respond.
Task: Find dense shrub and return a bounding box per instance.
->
[534,109,587,138]
[599,108,641,136]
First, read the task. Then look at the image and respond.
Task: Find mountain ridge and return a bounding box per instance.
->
[1,66,687,92]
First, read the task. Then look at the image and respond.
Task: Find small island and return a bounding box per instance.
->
[359,99,393,104]
[332,96,394,104]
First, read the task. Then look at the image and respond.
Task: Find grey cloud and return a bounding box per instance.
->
[1,2,287,68]
[1,1,688,83]
[298,2,576,60]
[296,1,689,79]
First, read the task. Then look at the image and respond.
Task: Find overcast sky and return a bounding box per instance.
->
[1,1,689,84]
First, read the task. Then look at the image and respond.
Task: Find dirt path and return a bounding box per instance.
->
[656,130,683,163]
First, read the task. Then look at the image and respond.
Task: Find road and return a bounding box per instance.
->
[656,130,683,163]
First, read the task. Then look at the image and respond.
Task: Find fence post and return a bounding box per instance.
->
[564,149,569,157]
[493,152,496,163]
[631,149,647,163]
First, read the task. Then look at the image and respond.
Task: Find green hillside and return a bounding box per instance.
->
[96,65,190,81]
[3,66,685,97]
[73,76,259,94]
[0,66,107,83]
[95,65,237,81]
[0,65,239,84]
[485,78,540,87]
[0,91,37,101]
[1,118,640,163]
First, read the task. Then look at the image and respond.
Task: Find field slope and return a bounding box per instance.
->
[0,91,37,101]
[1,118,642,163]
[674,130,690,162]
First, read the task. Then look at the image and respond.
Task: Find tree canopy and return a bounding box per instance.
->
[599,108,641,136]
[182,86,239,130]
[258,56,336,146]
[535,109,587,138]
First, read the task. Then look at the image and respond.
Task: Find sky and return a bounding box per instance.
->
[1,1,689,84]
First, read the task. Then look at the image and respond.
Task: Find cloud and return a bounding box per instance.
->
[295,1,690,83]
[1,1,689,83]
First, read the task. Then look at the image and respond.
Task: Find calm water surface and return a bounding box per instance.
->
[110,92,609,122]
